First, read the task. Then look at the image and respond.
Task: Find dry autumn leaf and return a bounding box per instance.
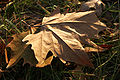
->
[22,10,106,67]
[6,31,37,68]
[6,31,54,68]
[80,0,105,16]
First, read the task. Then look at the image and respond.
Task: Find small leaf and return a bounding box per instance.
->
[80,0,105,16]
[6,31,38,68]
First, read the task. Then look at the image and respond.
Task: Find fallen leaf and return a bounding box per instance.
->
[6,31,54,68]
[80,0,105,16]
[22,10,107,67]
[6,31,38,68]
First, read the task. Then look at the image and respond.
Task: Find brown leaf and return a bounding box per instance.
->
[6,31,54,68]
[36,54,53,67]
[6,31,38,68]
[6,31,29,68]
[80,0,105,16]
[23,11,107,67]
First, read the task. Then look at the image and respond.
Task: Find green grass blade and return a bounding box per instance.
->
[5,19,21,33]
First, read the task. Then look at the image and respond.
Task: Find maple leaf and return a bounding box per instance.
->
[6,31,37,68]
[22,10,106,67]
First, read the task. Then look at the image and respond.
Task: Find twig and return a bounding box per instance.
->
[5,49,8,63]
[21,20,32,34]
[103,39,120,44]
[61,71,95,77]
[37,1,51,15]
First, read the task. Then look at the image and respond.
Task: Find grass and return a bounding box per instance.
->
[0,0,120,80]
